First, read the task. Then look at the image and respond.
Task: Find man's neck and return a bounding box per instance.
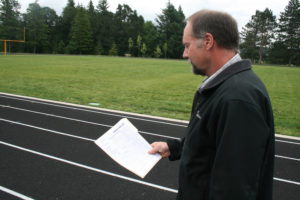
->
[206,49,236,77]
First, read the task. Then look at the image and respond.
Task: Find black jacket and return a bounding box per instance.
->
[167,60,275,200]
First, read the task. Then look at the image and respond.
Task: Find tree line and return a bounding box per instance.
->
[0,0,185,58]
[240,0,300,66]
[0,0,299,66]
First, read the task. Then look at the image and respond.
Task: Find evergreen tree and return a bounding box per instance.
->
[87,0,97,52]
[24,2,49,53]
[156,2,185,58]
[142,21,159,57]
[61,0,76,46]
[42,7,58,53]
[67,6,93,54]
[278,0,300,66]
[0,0,22,52]
[240,9,276,64]
[113,4,144,56]
[96,0,113,55]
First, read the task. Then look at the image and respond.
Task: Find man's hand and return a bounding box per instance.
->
[148,142,171,158]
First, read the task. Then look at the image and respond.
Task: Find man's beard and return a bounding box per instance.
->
[189,60,206,76]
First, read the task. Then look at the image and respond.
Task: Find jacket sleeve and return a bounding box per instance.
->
[209,99,273,199]
[166,138,185,161]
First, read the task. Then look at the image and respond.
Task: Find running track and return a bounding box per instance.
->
[0,92,299,200]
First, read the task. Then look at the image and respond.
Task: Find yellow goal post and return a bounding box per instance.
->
[0,27,26,56]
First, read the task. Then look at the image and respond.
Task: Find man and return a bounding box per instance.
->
[149,10,275,200]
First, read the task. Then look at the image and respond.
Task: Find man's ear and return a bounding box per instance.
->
[203,33,214,50]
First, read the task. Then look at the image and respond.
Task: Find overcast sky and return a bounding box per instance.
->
[18,0,290,30]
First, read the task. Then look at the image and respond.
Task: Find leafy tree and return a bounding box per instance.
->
[156,2,185,58]
[128,37,133,55]
[24,2,49,53]
[109,42,118,56]
[0,0,20,39]
[278,0,300,66]
[67,6,93,54]
[141,43,147,57]
[42,6,58,53]
[268,41,289,64]
[0,0,22,52]
[113,4,144,56]
[163,42,167,58]
[142,21,159,57]
[136,34,142,56]
[154,45,162,58]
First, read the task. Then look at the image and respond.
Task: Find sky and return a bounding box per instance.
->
[18,0,290,30]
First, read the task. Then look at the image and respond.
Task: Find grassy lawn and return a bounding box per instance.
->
[0,54,299,137]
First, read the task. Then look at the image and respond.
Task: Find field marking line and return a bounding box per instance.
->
[275,155,300,162]
[275,139,300,145]
[0,140,178,193]
[1,140,299,189]
[0,92,188,127]
[0,105,180,140]
[1,118,299,162]
[0,92,299,141]
[3,104,300,144]
[0,118,94,142]
[274,178,300,186]
[0,185,34,200]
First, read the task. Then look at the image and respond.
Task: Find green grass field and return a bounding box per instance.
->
[0,55,299,137]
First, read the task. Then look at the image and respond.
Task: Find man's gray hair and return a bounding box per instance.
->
[186,10,239,51]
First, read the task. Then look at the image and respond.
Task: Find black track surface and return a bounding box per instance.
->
[0,93,299,200]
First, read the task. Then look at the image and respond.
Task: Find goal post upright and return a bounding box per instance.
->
[0,27,26,56]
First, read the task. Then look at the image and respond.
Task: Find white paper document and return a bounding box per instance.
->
[94,118,162,178]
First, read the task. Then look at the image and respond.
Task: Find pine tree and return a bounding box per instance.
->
[156,2,185,58]
[278,0,300,66]
[240,9,276,64]
[61,0,77,46]
[67,6,93,54]
[96,0,113,55]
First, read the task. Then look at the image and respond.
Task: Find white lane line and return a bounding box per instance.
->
[2,94,300,143]
[0,185,34,200]
[274,178,300,186]
[1,141,299,190]
[275,139,300,145]
[1,118,300,162]
[0,118,95,142]
[0,105,180,140]
[0,94,187,127]
[275,155,300,162]
[0,141,178,193]
[4,104,300,143]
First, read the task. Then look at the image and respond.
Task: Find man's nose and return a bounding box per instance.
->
[182,48,188,59]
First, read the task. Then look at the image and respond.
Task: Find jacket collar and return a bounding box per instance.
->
[198,59,252,94]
